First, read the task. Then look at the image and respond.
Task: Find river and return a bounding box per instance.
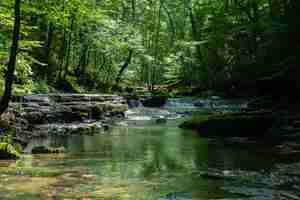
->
[0,98,299,200]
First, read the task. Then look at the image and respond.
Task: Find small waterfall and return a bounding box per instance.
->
[126,98,198,121]
[15,93,127,139]
[165,98,196,108]
[127,99,143,108]
[125,97,250,122]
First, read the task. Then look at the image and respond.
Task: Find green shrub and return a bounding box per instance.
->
[0,129,22,159]
[32,80,52,93]
[0,142,21,159]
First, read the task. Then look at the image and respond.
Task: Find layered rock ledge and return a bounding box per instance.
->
[1,94,128,144]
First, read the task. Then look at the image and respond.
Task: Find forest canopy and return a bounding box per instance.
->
[0,0,299,96]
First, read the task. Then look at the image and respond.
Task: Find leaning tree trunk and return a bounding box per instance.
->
[63,18,74,80]
[0,0,21,116]
[114,49,133,86]
[44,21,53,67]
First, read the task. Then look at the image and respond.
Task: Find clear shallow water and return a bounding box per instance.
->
[0,120,298,200]
[0,98,299,200]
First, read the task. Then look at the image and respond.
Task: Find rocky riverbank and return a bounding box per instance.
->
[179,111,275,138]
[179,108,300,152]
[0,94,128,145]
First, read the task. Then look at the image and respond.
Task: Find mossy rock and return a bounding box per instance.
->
[179,112,275,138]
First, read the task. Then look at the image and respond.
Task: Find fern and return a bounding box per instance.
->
[0,131,22,158]
[0,142,21,158]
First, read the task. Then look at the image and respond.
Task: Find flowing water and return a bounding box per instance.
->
[0,98,299,200]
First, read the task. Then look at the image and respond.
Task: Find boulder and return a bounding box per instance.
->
[141,96,168,107]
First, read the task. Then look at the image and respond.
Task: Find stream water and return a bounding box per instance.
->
[0,98,299,200]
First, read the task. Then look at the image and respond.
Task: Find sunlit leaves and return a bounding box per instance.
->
[0,142,21,158]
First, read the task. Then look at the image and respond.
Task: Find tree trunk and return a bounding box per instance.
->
[131,0,136,21]
[152,0,163,89]
[186,0,202,61]
[81,46,89,75]
[58,30,67,81]
[115,49,133,85]
[162,1,176,48]
[63,18,74,80]
[44,21,53,66]
[0,0,21,116]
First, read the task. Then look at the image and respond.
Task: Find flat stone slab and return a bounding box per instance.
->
[33,121,104,135]
[6,94,129,143]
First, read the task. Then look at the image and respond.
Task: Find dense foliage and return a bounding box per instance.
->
[0,0,299,95]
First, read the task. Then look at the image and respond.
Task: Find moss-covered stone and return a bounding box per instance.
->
[179,112,275,138]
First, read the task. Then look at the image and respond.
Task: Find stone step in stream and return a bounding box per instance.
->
[2,94,128,144]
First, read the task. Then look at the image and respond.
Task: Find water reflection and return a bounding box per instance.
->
[0,122,290,199]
